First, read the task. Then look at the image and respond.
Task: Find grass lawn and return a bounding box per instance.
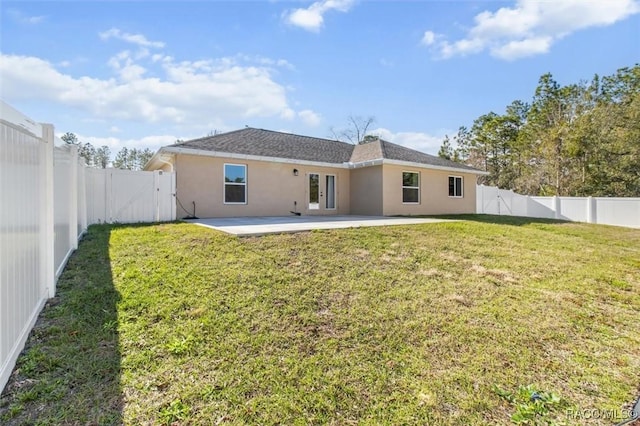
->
[1,215,639,425]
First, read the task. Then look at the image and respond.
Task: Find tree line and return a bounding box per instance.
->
[438,64,640,197]
[61,132,154,171]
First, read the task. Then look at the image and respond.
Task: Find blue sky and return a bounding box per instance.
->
[1,0,639,156]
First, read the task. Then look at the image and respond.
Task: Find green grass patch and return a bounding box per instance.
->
[1,216,639,425]
[0,225,122,425]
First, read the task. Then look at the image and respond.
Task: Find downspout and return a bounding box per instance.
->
[159,155,196,219]
[156,154,178,220]
[157,156,174,172]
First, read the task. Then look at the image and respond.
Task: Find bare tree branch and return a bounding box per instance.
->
[329,115,376,144]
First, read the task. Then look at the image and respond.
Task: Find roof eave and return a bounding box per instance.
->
[150,146,488,175]
[161,146,351,169]
[348,158,384,168]
[349,158,489,175]
[144,148,175,171]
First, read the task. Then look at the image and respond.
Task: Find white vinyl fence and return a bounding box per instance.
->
[54,144,85,278]
[477,184,640,228]
[1,101,176,392]
[1,114,57,392]
[86,168,176,224]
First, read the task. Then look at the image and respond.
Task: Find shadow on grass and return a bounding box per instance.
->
[427,213,572,227]
[0,225,123,425]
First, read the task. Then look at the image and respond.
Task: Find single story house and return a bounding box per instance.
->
[144,128,487,218]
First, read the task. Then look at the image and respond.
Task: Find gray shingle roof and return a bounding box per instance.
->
[169,128,481,172]
[349,138,479,171]
[378,139,480,172]
[174,128,353,164]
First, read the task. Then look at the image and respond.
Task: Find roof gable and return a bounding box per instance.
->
[349,138,480,172]
[378,139,480,172]
[350,140,384,163]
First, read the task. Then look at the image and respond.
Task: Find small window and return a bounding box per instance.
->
[449,176,463,198]
[402,171,420,203]
[224,164,247,204]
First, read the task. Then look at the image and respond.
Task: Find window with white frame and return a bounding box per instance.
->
[402,171,420,203]
[448,176,463,197]
[224,164,247,204]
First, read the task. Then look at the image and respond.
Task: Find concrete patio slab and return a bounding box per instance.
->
[187,215,454,236]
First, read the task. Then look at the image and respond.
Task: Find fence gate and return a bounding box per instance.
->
[477,184,515,216]
[86,168,176,224]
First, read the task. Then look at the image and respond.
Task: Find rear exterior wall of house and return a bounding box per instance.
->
[349,165,383,216]
[174,154,350,218]
[381,164,477,216]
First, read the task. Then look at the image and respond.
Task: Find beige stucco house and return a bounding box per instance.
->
[145,128,486,219]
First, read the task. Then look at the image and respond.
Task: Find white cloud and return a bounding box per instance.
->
[7,9,45,24]
[99,28,165,48]
[236,54,295,70]
[370,127,444,155]
[424,0,640,60]
[439,37,485,58]
[284,0,354,32]
[276,59,295,69]
[298,109,322,126]
[421,30,437,46]
[491,36,553,60]
[280,108,296,120]
[106,50,148,81]
[26,16,45,24]
[0,51,300,127]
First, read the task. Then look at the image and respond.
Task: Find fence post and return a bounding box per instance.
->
[171,172,177,221]
[77,161,87,233]
[106,169,112,223]
[68,145,78,250]
[553,196,561,219]
[587,196,596,224]
[40,124,55,298]
[154,170,160,222]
